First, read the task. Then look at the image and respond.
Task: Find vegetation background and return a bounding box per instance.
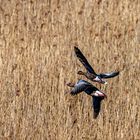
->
[0,0,139,139]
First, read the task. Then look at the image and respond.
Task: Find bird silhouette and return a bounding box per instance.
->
[67,80,107,118]
[74,46,119,84]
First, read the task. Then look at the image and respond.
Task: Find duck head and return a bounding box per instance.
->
[77,70,85,75]
[66,82,75,87]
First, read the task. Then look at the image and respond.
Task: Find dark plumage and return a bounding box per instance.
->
[74,46,119,84]
[67,80,106,118]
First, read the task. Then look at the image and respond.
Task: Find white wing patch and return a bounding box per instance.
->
[94,77,101,81]
[91,90,105,97]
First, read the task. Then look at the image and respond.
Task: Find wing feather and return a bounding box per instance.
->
[74,47,96,75]
[99,71,119,79]
[70,80,92,95]
[92,96,103,119]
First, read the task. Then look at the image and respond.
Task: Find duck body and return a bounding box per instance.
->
[78,71,106,84]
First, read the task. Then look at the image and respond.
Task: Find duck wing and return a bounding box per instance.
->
[99,71,119,79]
[92,96,103,119]
[74,47,97,75]
[70,80,93,95]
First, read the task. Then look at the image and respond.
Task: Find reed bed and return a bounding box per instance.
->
[0,0,139,139]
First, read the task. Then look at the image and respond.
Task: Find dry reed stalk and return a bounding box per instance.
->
[0,0,139,139]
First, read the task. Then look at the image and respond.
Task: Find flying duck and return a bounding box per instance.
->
[74,46,119,84]
[67,80,107,118]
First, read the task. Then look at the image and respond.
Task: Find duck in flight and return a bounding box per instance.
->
[67,80,107,118]
[74,47,119,84]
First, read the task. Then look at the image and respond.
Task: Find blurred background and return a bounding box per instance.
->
[0,0,139,139]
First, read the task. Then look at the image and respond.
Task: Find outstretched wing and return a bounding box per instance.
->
[92,96,103,119]
[70,80,92,95]
[74,47,96,75]
[99,71,119,79]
